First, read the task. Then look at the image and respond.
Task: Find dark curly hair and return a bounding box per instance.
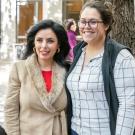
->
[23,19,70,68]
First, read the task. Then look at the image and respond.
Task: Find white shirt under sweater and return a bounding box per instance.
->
[66,48,135,135]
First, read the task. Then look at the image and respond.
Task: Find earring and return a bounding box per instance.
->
[57,48,60,53]
[33,47,36,53]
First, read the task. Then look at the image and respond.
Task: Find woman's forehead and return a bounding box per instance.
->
[80,7,101,19]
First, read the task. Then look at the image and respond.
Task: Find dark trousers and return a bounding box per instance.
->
[71,129,78,135]
[0,126,7,135]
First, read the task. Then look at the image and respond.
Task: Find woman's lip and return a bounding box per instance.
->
[83,31,94,35]
[40,49,49,52]
[40,50,50,54]
[83,30,94,33]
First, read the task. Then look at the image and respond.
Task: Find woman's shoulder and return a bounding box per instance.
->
[8,60,27,81]
[56,62,67,72]
[12,60,26,68]
[115,49,135,69]
[67,30,76,36]
[117,49,134,60]
[10,60,27,76]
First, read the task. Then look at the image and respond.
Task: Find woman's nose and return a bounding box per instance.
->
[41,41,47,48]
[85,22,90,28]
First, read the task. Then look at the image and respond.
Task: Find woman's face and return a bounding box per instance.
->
[79,7,108,44]
[70,21,77,32]
[34,28,59,62]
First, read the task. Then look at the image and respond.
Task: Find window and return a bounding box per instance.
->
[16,0,43,43]
[63,0,84,23]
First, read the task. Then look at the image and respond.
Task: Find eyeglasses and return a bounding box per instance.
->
[78,19,103,29]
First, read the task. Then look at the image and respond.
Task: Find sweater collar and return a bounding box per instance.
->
[25,54,66,113]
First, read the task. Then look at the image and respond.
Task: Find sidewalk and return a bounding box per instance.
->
[0,59,13,125]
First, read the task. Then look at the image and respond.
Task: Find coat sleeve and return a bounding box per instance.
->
[114,49,135,135]
[4,63,21,135]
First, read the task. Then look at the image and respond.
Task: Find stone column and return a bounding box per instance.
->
[1,0,16,59]
[134,0,135,20]
[34,1,39,24]
[43,0,63,24]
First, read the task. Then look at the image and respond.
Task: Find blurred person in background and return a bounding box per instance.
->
[65,18,77,63]
[4,19,70,135]
[65,1,135,135]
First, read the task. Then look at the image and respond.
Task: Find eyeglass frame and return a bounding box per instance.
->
[78,19,103,29]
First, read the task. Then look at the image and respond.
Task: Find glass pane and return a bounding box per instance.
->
[16,0,42,43]
[63,0,84,22]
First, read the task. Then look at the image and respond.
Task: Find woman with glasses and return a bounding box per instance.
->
[65,1,135,135]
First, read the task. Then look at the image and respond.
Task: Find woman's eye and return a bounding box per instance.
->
[90,20,97,25]
[47,39,54,43]
[36,38,42,42]
[80,20,86,24]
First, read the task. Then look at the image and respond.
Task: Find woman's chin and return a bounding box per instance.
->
[83,38,93,44]
[38,56,51,61]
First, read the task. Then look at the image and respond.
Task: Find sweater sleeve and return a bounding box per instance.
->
[114,49,135,135]
[4,63,21,135]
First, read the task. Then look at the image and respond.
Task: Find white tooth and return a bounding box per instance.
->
[84,32,92,35]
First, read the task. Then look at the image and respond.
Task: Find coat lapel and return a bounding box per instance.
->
[25,54,66,113]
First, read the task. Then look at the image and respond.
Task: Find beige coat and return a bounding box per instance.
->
[4,54,68,135]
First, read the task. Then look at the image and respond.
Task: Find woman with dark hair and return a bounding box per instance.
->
[4,19,70,135]
[65,1,135,135]
[65,18,77,63]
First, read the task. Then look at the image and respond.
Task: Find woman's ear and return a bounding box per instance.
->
[104,25,109,31]
[57,48,60,53]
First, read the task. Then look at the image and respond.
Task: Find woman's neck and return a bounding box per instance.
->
[37,59,53,71]
[84,37,105,65]
[86,36,105,55]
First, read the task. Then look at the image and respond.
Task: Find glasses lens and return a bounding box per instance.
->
[78,19,101,29]
[89,20,97,29]
[78,20,85,28]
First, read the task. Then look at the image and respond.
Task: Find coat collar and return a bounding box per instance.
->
[25,54,66,113]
